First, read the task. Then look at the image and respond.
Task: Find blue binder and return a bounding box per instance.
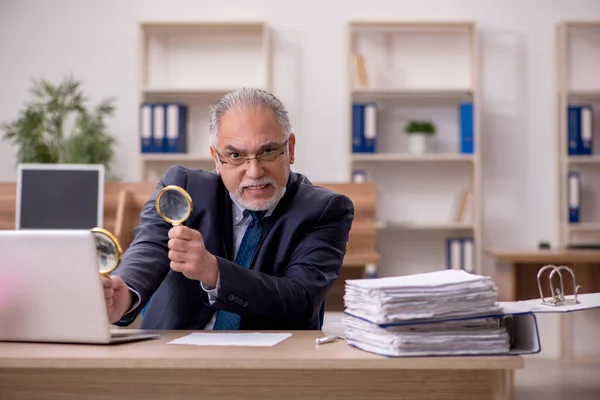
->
[459,102,474,154]
[568,104,594,155]
[351,103,377,153]
[165,103,188,153]
[568,106,581,155]
[568,171,581,223]
[352,104,364,153]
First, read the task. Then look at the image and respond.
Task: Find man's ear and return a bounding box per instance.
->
[288,133,296,165]
[209,146,221,174]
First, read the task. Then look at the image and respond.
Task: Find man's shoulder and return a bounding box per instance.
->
[160,165,221,187]
[288,172,354,215]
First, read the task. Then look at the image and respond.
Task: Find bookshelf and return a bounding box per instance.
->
[557,22,600,247]
[347,21,481,278]
[556,21,600,364]
[137,22,271,181]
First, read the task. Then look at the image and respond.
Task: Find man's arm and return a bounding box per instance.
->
[208,194,354,325]
[112,166,189,325]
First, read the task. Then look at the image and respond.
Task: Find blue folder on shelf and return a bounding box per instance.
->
[139,102,188,153]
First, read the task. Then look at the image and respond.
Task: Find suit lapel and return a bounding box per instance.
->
[217,182,234,261]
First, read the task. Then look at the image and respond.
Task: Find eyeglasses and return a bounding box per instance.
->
[215,139,289,166]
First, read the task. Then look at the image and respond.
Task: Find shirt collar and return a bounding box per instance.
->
[230,195,277,226]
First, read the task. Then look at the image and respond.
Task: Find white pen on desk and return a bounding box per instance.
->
[316,335,342,345]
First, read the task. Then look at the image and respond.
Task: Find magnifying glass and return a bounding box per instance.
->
[155,185,193,226]
[90,227,123,276]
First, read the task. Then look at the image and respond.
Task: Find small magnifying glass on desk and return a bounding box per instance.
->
[155,185,193,226]
[90,227,123,276]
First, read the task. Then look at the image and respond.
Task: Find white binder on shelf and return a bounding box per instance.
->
[152,103,166,153]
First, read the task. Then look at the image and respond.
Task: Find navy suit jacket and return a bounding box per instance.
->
[115,166,354,330]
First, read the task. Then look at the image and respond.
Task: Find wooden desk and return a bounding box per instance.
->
[0,331,522,400]
[487,248,600,363]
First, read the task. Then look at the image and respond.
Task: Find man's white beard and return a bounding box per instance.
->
[232,178,287,211]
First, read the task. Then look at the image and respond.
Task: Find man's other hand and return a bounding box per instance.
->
[102,275,132,324]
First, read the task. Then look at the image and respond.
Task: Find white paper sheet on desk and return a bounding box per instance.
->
[167,332,292,347]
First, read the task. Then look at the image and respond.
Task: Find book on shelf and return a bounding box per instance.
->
[568,104,594,156]
[352,102,378,153]
[452,189,472,224]
[459,102,474,154]
[140,102,188,154]
[446,237,475,273]
[350,53,369,88]
[568,170,581,224]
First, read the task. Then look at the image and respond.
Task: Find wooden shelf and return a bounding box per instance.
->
[347,21,481,277]
[351,153,475,162]
[143,88,241,97]
[555,21,600,364]
[568,222,600,232]
[137,21,272,181]
[567,90,600,99]
[351,88,472,100]
[567,155,600,164]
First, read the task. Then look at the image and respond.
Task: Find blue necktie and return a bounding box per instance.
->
[213,210,263,330]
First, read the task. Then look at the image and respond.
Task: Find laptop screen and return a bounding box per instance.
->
[16,164,104,230]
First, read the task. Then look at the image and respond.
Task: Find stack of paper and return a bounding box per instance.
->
[342,269,511,357]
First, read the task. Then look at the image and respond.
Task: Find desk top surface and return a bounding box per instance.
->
[486,248,600,263]
[0,330,523,370]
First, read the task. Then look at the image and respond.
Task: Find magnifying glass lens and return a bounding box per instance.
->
[91,228,122,275]
[155,185,193,226]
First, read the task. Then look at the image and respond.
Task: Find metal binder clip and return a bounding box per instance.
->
[537,264,582,307]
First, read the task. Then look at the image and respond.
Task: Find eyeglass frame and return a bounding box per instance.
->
[213,139,290,166]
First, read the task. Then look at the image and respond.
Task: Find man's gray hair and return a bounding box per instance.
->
[208,87,293,148]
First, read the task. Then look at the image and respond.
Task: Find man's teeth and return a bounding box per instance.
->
[247,184,267,190]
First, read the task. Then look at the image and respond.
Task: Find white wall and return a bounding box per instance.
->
[1,0,600,357]
[3,0,600,248]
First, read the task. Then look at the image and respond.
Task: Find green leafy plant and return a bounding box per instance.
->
[404,120,437,135]
[0,75,119,179]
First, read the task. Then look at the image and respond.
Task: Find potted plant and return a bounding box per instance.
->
[1,75,119,179]
[404,120,436,154]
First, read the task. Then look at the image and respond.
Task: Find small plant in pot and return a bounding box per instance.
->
[404,120,436,154]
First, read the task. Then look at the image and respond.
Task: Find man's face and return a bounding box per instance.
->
[210,108,296,211]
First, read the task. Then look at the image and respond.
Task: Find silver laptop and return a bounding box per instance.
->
[0,230,159,344]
